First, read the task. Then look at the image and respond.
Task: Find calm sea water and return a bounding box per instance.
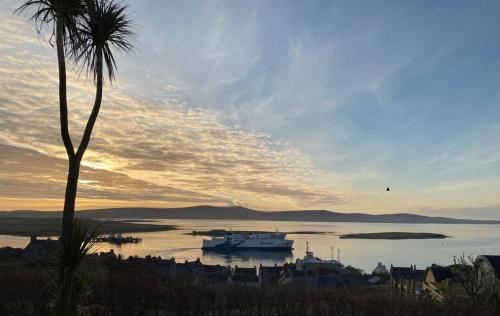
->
[1,219,499,273]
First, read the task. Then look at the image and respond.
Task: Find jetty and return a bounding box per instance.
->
[94,233,142,245]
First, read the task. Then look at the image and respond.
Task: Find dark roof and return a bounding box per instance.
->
[342,265,362,275]
[203,264,230,274]
[259,266,283,275]
[391,266,425,280]
[427,265,456,282]
[234,266,257,275]
[482,255,500,277]
[232,274,259,283]
[23,238,58,253]
[176,261,202,275]
[25,238,59,250]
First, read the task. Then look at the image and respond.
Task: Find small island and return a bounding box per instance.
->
[339,232,448,240]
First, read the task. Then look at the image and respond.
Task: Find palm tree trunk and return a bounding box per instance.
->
[55,12,77,316]
[56,45,103,316]
[56,8,76,249]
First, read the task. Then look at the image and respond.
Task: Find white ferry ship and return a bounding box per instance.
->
[202,231,293,251]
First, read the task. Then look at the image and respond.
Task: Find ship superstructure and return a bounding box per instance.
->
[295,242,343,272]
[202,231,293,251]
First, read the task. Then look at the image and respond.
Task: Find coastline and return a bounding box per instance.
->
[0,217,176,237]
[339,232,449,240]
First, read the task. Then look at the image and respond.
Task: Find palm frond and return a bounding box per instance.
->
[15,0,85,51]
[73,0,135,82]
[58,219,100,273]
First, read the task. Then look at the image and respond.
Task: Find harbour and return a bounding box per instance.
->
[2,219,500,273]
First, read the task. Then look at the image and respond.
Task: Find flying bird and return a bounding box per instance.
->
[386,187,390,192]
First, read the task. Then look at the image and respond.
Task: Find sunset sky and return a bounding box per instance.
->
[1,0,500,219]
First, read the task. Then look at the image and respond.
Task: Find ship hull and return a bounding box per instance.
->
[202,246,292,251]
[202,236,293,251]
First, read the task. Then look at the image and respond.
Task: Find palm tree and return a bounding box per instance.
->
[16,0,133,314]
[16,0,84,243]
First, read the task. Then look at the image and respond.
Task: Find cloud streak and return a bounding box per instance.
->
[0,14,345,211]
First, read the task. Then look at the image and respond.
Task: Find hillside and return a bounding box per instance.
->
[1,205,499,224]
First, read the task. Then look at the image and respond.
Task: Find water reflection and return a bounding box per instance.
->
[2,219,500,272]
[202,249,293,264]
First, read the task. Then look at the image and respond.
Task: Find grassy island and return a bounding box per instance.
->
[0,217,175,237]
[339,232,448,239]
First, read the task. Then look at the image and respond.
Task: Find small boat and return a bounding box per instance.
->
[202,231,293,251]
[295,242,343,272]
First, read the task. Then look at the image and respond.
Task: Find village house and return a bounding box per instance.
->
[279,262,316,287]
[22,236,59,265]
[172,258,203,282]
[258,263,283,286]
[228,265,259,287]
[389,264,425,295]
[368,262,390,286]
[198,264,232,285]
[372,262,390,277]
[342,265,363,275]
[125,255,176,277]
[423,264,466,301]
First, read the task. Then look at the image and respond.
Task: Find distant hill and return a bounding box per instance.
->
[1,205,499,224]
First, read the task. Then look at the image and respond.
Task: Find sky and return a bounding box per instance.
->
[0,0,500,219]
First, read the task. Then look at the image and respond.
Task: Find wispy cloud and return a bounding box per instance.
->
[2,0,500,217]
[0,14,345,211]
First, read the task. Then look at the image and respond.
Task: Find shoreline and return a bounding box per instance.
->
[0,217,176,237]
[339,232,449,240]
[186,229,336,237]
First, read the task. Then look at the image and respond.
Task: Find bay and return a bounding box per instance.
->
[1,219,499,273]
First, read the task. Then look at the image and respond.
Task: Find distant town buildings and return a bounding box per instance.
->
[18,236,500,301]
[22,236,58,265]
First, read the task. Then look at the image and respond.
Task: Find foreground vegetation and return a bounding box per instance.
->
[0,249,498,316]
[0,217,175,237]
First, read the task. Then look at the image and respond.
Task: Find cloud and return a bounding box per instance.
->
[3,1,500,216]
[0,14,345,211]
